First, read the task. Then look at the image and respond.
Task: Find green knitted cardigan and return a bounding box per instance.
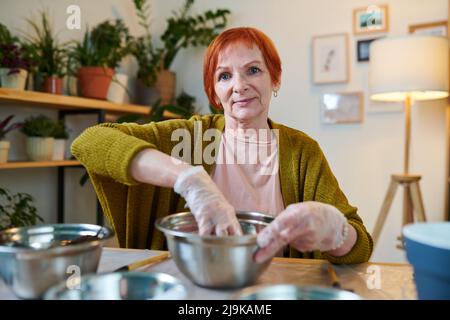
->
[71,114,373,264]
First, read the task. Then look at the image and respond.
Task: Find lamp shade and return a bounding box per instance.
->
[369,35,449,102]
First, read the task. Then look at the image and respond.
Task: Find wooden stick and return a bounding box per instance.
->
[327,264,341,289]
[404,95,412,175]
[327,264,355,292]
[114,251,170,272]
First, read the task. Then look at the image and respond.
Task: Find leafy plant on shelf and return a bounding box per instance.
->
[117,91,199,124]
[0,22,33,73]
[0,44,33,75]
[0,187,43,231]
[0,115,23,141]
[20,115,55,137]
[67,19,131,72]
[130,0,231,86]
[51,120,69,140]
[21,10,67,78]
[0,23,18,46]
[0,23,33,75]
[66,19,133,98]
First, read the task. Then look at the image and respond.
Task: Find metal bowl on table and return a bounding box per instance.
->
[0,223,113,299]
[44,272,186,300]
[236,284,362,300]
[155,211,274,289]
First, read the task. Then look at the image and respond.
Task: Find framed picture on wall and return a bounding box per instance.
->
[409,20,447,36]
[356,38,379,62]
[353,4,389,35]
[320,92,364,124]
[312,33,349,84]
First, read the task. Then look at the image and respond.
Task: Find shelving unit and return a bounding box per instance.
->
[0,88,150,115]
[0,88,152,225]
[0,160,80,169]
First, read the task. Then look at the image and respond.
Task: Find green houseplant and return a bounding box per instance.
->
[0,23,18,46]
[0,187,43,230]
[21,11,67,94]
[68,19,131,100]
[51,120,69,160]
[131,0,231,105]
[0,23,32,90]
[20,115,56,161]
[0,115,23,163]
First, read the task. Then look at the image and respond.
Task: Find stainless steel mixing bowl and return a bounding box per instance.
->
[155,211,274,289]
[43,272,186,300]
[235,284,362,300]
[0,223,113,299]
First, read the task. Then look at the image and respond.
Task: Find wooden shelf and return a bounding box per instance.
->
[0,160,81,169]
[0,88,150,115]
[0,87,181,225]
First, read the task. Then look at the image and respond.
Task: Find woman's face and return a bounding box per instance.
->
[214,42,279,124]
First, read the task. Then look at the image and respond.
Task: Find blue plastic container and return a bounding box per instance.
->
[403,222,450,300]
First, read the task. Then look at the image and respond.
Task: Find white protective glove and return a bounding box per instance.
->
[173,166,243,236]
[254,201,349,263]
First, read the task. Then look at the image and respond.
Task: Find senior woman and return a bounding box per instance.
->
[71,27,373,264]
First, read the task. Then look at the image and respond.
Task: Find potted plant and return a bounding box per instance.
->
[20,115,55,161]
[21,11,67,94]
[67,19,131,100]
[51,120,69,160]
[0,187,43,230]
[0,115,23,163]
[0,23,32,90]
[130,0,231,105]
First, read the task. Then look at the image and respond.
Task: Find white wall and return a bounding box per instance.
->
[0,0,447,262]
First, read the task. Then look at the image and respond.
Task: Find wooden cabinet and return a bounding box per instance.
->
[0,88,151,224]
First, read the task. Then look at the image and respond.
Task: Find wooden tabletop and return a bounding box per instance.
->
[97,248,417,300]
[0,247,417,300]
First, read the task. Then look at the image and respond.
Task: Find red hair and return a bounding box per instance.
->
[203,27,282,109]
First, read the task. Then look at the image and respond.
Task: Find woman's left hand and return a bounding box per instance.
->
[254,201,351,263]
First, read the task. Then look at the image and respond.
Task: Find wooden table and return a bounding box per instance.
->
[0,248,417,300]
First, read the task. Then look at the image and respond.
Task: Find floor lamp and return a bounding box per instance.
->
[369,35,449,248]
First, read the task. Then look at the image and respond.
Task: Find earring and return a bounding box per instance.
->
[273,91,278,98]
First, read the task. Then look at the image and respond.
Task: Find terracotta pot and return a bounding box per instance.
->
[77,67,114,100]
[155,70,176,105]
[42,76,63,95]
[136,79,159,106]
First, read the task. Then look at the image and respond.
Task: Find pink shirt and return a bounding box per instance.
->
[211,128,285,217]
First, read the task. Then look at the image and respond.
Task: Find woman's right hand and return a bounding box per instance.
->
[174,166,243,236]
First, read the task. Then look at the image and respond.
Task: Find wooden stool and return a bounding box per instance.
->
[372,174,427,249]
